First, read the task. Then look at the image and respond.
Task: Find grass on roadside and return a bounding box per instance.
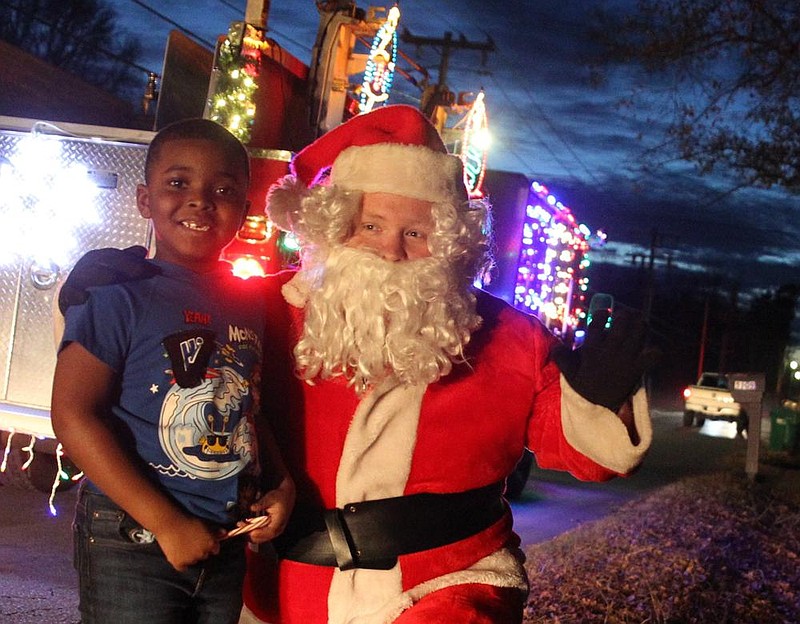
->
[523,454,800,624]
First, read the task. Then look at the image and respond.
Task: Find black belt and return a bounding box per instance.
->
[275,481,507,570]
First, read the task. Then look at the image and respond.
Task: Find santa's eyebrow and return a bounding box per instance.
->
[358,209,387,221]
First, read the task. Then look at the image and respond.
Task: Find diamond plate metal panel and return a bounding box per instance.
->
[0,267,21,400]
[0,130,151,410]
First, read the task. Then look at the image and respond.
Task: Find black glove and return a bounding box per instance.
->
[550,308,660,412]
[58,246,161,314]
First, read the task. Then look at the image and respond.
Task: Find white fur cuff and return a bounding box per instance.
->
[332,144,466,204]
[560,376,652,474]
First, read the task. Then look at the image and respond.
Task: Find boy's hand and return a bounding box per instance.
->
[243,476,296,545]
[550,308,660,413]
[58,246,160,314]
[155,515,222,572]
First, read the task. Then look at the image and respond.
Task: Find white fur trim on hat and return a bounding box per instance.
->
[265,174,305,234]
[332,143,467,204]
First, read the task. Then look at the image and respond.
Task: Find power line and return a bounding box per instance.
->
[209,0,314,55]
[401,28,494,118]
[485,72,585,185]
[214,0,244,13]
[128,0,215,48]
[517,84,606,188]
[431,5,604,186]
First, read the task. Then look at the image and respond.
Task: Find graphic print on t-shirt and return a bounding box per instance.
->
[163,329,215,388]
[154,328,257,480]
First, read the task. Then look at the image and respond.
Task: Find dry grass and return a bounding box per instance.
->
[523,458,800,624]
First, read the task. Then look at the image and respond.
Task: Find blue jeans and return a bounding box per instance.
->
[73,484,246,624]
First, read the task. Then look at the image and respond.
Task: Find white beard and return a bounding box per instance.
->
[291,246,481,391]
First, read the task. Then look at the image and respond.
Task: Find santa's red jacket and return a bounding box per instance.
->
[242,272,651,624]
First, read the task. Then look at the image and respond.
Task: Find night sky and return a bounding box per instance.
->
[108,0,800,315]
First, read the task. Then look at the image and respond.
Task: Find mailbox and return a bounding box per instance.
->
[728,373,765,403]
[727,372,766,480]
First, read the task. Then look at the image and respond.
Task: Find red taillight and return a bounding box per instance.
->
[683,388,692,399]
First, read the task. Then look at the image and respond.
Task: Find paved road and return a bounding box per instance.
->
[510,409,760,544]
[0,477,77,623]
[0,409,764,623]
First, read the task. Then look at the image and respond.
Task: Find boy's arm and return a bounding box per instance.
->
[246,421,295,544]
[51,342,221,571]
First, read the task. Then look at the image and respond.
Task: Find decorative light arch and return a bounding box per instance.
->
[359,5,400,113]
[460,91,489,198]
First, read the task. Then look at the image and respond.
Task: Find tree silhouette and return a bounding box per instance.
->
[737,284,799,391]
[0,0,145,102]
[590,0,800,192]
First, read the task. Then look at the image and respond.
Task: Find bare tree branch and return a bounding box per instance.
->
[590,0,800,192]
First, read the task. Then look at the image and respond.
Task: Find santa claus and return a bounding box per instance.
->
[238,105,653,624]
[58,105,653,624]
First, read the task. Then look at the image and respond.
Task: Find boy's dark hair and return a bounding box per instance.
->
[145,118,250,183]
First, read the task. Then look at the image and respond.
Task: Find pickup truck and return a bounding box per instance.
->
[683,372,745,432]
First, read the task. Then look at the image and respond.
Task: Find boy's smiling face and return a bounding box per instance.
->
[136,138,249,273]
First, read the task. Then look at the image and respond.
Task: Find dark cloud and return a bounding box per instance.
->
[542,170,799,297]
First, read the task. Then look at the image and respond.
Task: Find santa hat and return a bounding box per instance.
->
[267,106,467,234]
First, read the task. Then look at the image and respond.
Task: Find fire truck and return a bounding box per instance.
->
[0,4,595,496]
[0,3,423,494]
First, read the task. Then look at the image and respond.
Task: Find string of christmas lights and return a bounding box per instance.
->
[460,91,489,198]
[359,6,400,113]
[207,22,269,143]
[0,430,82,516]
[513,181,591,338]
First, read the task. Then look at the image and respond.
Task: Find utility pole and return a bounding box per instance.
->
[630,228,673,323]
[644,228,658,323]
[245,0,270,29]
[400,29,494,122]
[697,293,710,379]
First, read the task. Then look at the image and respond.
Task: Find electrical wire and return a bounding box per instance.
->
[517,84,606,188]
[128,0,215,48]
[484,72,584,184]
[215,0,243,13]
[414,3,602,186]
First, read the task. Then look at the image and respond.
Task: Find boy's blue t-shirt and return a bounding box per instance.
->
[61,260,267,527]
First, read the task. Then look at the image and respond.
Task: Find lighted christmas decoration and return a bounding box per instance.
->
[460,91,490,198]
[20,433,35,470]
[49,443,82,516]
[1,428,14,474]
[0,128,100,271]
[359,5,400,113]
[0,430,79,515]
[207,22,269,143]
[222,214,278,279]
[280,231,300,253]
[513,181,591,337]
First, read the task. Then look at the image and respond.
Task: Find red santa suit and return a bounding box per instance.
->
[240,105,652,624]
[241,272,651,624]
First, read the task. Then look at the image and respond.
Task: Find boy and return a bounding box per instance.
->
[51,119,294,624]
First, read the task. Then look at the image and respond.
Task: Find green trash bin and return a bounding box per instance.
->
[769,407,799,452]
